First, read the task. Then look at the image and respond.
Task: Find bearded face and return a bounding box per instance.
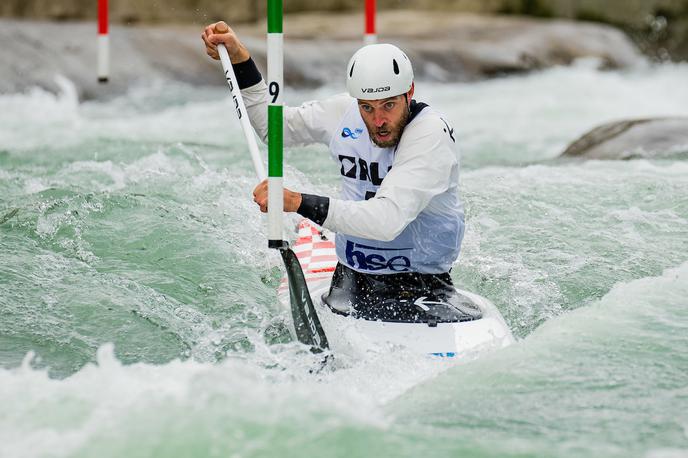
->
[357,92,412,148]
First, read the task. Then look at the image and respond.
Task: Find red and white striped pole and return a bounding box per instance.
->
[98,0,109,83]
[365,0,376,44]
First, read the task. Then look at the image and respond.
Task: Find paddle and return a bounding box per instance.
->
[216,36,329,352]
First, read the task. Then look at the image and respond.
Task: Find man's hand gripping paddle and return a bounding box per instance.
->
[216,43,329,353]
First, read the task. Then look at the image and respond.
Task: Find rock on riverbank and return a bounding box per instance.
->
[561,118,688,160]
[0,11,644,99]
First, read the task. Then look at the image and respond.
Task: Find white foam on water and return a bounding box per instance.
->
[0,340,463,458]
[646,450,688,458]
[0,79,250,153]
[23,177,51,195]
[2,62,688,457]
[0,77,81,151]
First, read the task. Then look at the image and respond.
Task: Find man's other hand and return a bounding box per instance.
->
[252,179,303,213]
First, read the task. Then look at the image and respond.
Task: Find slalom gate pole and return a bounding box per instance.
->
[97,0,109,83]
[365,0,377,44]
[267,0,285,249]
[266,0,329,351]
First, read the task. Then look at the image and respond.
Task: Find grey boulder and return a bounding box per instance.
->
[562,118,688,160]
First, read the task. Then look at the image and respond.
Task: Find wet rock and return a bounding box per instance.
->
[561,118,688,160]
[280,11,644,74]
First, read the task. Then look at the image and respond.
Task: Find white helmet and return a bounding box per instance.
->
[346,44,414,100]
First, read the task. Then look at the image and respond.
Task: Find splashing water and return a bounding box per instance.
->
[1,62,687,457]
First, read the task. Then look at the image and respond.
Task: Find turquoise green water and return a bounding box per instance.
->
[1,63,687,457]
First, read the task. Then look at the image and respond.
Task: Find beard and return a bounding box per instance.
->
[366,108,410,148]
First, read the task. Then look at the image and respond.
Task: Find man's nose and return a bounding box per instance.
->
[373,113,387,127]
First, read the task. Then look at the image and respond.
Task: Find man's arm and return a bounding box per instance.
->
[203,21,350,147]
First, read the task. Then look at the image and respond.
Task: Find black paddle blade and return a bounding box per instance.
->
[280,247,330,352]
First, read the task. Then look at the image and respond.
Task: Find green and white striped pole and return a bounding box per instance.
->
[267,0,285,249]
[266,0,329,351]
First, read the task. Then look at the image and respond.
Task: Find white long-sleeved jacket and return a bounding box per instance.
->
[240,78,464,274]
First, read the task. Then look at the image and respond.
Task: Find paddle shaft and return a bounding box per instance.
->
[217,45,267,182]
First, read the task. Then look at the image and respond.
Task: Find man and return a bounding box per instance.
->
[202,22,465,317]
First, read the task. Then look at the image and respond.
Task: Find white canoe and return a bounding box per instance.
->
[278,220,515,358]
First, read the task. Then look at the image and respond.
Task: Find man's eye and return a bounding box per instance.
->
[361,105,372,113]
[385,102,395,110]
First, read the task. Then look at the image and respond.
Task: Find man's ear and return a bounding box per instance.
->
[407,83,415,106]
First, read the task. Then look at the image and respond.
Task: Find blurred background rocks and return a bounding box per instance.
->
[0,11,643,100]
[0,0,685,103]
[2,0,686,61]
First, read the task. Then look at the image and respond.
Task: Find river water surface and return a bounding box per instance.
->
[1,61,687,457]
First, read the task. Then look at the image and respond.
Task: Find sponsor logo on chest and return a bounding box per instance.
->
[345,241,411,272]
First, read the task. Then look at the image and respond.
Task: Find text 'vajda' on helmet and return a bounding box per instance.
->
[346,43,414,101]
